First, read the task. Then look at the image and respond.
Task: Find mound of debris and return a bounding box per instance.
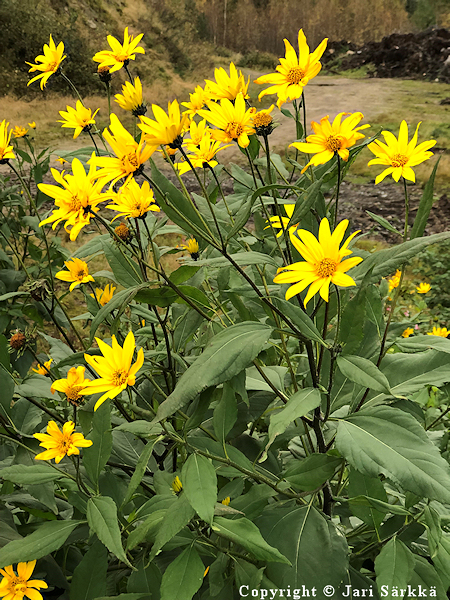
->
[323,28,450,83]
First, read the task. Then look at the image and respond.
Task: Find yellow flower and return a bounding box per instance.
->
[178,238,200,260]
[80,331,144,410]
[204,62,249,101]
[26,35,66,89]
[181,85,211,117]
[0,560,48,600]
[56,157,68,165]
[387,269,402,293]
[28,122,36,129]
[427,327,449,338]
[176,134,231,175]
[265,204,298,239]
[274,218,362,305]
[90,284,116,306]
[171,476,183,494]
[221,496,231,506]
[51,366,91,406]
[115,76,146,116]
[55,258,94,292]
[32,358,53,376]
[93,27,145,74]
[34,420,93,463]
[402,328,414,338]
[0,120,15,162]
[291,112,370,173]
[198,93,255,148]
[183,119,210,151]
[254,30,327,107]
[253,105,275,135]
[106,179,160,220]
[12,126,28,138]
[416,282,431,294]
[89,114,154,187]
[58,101,99,139]
[38,158,110,241]
[139,100,189,148]
[368,121,436,184]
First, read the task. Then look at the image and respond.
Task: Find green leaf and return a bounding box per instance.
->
[374,538,415,600]
[272,297,327,346]
[433,533,450,589]
[190,251,279,268]
[127,559,161,599]
[169,265,199,285]
[127,510,166,551]
[160,545,204,600]
[256,504,348,589]
[86,496,132,568]
[72,234,110,259]
[101,238,142,288]
[121,436,163,509]
[424,505,442,559]
[347,470,388,532]
[337,355,391,395]
[288,177,324,226]
[366,211,401,237]
[264,388,321,455]
[281,107,295,119]
[354,231,450,284]
[284,454,342,491]
[70,539,108,600]
[213,383,237,442]
[395,334,450,355]
[149,494,195,562]
[410,157,440,239]
[0,464,65,485]
[94,595,149,600]
[155,322,272,421]
[0,519,83,568]
[83,401,112,487]
[408,555,446,599]
[212,516,290,564]
[336,406,450,503]
[181,454,217,524]
[0,365,17,418]
[348,496,411,516]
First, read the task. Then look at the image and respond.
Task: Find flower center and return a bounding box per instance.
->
[254,112,273,128]
[130,200,144,216]
[287,67,306,84]
[316,258,337,278]
[325,135,344,153]
[391,153,408,167]
[58,436,73,453]
[69,195,83,211]
[77,269,87,280]
[47,61,59,72]
[66,385,82,402]
[115,53,129,63]
[112,368,128,386]
[13,581,27,594]
[121,152,139,173]
[225,122,244,139]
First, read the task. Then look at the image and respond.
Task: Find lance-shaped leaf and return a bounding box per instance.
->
[284,454,343,491]
[410,157,440,239]
[181,454,217,524]
[160,546,205,600]
[86,496,132,568]
[337,355,391,395]
[149,495,195,562]
[0,464,66,485]
[155,322,272,421]
[374,538,415,600]
[101,238,142,288]
[272,297,327,346]
[336,406,450,503]
[83,400,112,487]
[395,334,450,355]
[70,539,108,600]
[121,436,163,509]
[287,177,324,226]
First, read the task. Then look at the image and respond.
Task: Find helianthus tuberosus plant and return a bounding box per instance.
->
[0,25,449,600]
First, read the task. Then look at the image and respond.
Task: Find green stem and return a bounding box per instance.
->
[60,72,84,104]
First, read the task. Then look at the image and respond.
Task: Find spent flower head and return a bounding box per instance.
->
[368,121,436,184]
[26,35,66,89]
[34,420,92,463]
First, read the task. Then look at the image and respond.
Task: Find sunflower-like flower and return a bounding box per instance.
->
[274,218,362,305]
[88,114,154,186]
[416,282,431,294]
[0,561,48,600]
[291,112,370,173]
[106,179,160,220]
[32,358,53,376]
[38,158,110,240]
[221,496,231,506]
[402,328,414,338]
[28,121,36,129]
[368,121,436,184]
[253,105,275,136]
[204,63,249,101]
[114,76,146,117]
[178,238,199,260]
[0,120,15,163]
[12,126,28,138]
[264,204,298,239]
[80,331,144,410]
[427,327,449,338]
[90,284,116,307]
[139,100,189,149]
[254,30,327,107]
[93,27,145,73]
[58,101,99,139]
[171,475,183,494]
[34,420,92,463]
[181,85,211,118]
[387,269,401,293]
[55,258,94,292]
[183,119,210,152]
[198,93,255,148]
[26,35,66,89]
[177,134,231,175]
[51,366,91,406]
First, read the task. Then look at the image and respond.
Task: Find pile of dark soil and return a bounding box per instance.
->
[323,28,450,83]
